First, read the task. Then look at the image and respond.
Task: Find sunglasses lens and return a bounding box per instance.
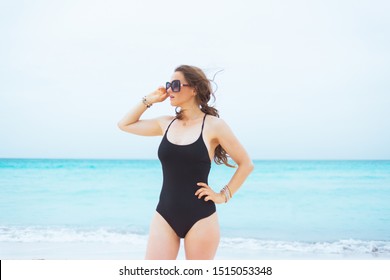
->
[172,80,180,92]
[166,82,171,91]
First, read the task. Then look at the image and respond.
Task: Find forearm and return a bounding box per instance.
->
[117,99,148,128]
[118,87,167,131]
[225,161,254,197]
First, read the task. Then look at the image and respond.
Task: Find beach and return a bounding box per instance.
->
[1,226,389,260]
[2,238,388,260]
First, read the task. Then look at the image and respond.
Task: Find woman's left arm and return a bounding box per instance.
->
[195,118,254,203]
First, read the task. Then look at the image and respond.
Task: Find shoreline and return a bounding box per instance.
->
[1,242,388,260]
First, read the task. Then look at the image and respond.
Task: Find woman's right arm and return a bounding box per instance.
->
[117,87,169,136]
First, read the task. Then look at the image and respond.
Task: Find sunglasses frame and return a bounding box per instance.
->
[166,80,190,92]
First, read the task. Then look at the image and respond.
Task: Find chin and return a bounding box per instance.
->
[170,99,179,107]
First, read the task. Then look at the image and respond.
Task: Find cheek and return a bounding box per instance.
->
[183,91,195,100]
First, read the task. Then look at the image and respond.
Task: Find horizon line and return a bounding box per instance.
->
[1,157,389,161]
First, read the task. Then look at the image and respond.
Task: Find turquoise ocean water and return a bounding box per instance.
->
[1,159,390,258]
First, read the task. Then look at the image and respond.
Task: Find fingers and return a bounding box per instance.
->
[197,182,209,188]
[194,182,209,196]
[158,86,167,93]
[196,189,209,199]
[147,87,167,104]
[198,192,212,201]
[195,182,214,201]
[150,87,168,103]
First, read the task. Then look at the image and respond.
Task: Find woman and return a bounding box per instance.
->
[118,65,253,260]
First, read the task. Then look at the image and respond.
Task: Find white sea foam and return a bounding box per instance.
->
[220,237,390,257]
[1,226,390,258]
[0,226,147,244]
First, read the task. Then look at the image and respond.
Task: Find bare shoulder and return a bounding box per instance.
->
[206,115,229,128]
[205,115,232,137]
[157,115,176,130]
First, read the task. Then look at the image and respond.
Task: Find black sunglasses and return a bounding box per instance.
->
[166,80,190,92]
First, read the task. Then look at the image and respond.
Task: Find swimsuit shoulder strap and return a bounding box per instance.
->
[165,117,177,134]
[201,114,207,133]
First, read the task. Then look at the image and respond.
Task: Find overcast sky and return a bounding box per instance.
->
[1,0,389,160]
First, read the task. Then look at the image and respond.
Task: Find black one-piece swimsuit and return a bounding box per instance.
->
[156,114,216,238]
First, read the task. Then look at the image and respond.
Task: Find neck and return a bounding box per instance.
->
[180,105,203,121]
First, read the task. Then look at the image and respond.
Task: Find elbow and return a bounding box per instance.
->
[238,159,254,174]
[117,121,126,131]
[247,160,255,173]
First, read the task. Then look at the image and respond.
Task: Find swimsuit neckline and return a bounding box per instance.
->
[165,133,202,147]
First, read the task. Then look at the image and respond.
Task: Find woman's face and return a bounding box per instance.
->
[167,71,195,107]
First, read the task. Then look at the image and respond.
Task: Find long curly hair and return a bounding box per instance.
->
[174,65,235,168]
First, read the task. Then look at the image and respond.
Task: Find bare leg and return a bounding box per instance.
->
[184,212,220,260]
[145,212,180,260]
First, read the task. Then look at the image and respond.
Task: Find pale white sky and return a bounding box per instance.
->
[1,0,389,160]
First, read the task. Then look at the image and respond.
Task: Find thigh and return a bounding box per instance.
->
[184,212,220,260]
[145,212,180,260]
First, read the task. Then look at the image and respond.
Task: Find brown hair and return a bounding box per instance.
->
[174,65,235,168]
